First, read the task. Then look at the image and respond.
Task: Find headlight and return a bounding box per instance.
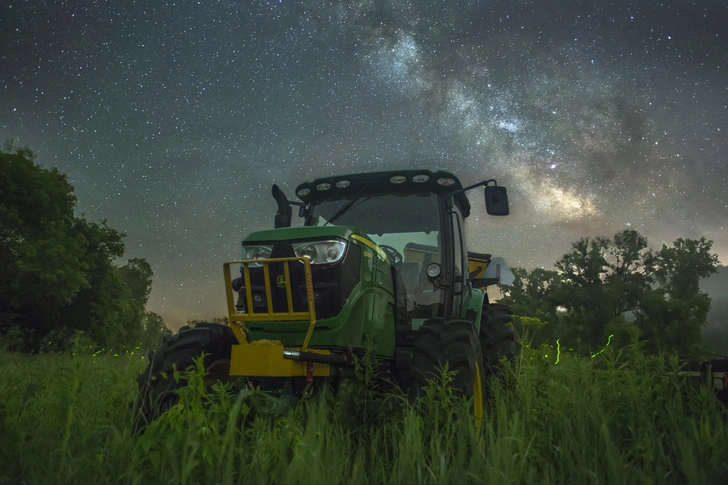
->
[241,245,273,267]
[292,240,347,264]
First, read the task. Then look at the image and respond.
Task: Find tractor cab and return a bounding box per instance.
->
[293,170,509,324]
[230,169,512,351]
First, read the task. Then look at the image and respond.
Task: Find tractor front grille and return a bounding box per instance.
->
[233,242,360,320]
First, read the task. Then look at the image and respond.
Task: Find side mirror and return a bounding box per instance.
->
[485,185,509,216]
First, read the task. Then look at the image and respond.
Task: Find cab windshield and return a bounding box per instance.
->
[309,193,440,254]
[308,193,443,313]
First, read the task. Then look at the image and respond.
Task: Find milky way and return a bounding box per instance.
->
[2,0,726,327]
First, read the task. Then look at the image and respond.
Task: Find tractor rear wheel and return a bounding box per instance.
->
[135,323,237,431]
[480,304,517,377]
[410,318,486,422]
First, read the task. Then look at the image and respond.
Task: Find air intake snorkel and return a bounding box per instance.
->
[272,184,292,228]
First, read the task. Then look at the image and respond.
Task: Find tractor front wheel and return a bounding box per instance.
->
[135,323,237,431]
[480,303,517,377]
[410,318,486,422]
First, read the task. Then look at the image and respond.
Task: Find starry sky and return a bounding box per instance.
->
[2,0,726,329]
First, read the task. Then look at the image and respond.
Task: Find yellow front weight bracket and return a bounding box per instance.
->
[229,339,330,377]
[224,256,328,377]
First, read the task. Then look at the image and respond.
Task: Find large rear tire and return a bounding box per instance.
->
[410,319,486,422]
[135,323,237,431]
[480,304,517,376]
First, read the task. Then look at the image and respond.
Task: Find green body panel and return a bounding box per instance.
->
[242,231,397,357]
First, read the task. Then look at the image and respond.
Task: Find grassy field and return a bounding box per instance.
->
[1,339,727,484]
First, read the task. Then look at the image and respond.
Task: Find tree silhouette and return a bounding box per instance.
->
[1,144,166,351]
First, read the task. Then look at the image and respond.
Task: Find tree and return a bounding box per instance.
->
[551,236,615,349]
[500,229,719,356]
[499,267,562,345]
[116,257,155,345]
[603,230,650,315]
[140,311,171,351]
[0,144,164,351]
[636,237,719,355]
[1,145,93,345]
[646,238,718,300]
[0,145,89,333]
[118,258,154,305]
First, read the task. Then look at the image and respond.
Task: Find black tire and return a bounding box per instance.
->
[410,319,486,421]
[480,304,517,376]
[135,323,237,431]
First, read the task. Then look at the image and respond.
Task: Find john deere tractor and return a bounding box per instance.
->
[137,170,517,425]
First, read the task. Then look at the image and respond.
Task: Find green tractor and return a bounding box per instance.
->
[137,170,517,426]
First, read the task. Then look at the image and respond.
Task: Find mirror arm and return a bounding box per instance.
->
[449,179,498,197]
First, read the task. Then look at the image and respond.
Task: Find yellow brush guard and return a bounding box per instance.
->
[223,257,330,377]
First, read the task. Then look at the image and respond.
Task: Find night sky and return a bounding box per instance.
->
[2,0,726,328]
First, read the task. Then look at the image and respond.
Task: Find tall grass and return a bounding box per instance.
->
[1,338,726,484]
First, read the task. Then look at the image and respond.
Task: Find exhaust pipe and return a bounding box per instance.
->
[271,184,291,228]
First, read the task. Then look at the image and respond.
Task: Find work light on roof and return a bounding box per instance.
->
[412,174,430,183]
[335,180,351,188]
[316,182,331,191]
[297,188,310,197]
[389,175,407,184]
[437,177,456,186]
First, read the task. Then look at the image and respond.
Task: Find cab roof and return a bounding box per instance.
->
[294,170,472,218]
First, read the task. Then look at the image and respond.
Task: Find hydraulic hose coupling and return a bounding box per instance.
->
[282,349,349,366]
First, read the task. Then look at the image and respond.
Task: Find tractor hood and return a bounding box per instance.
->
[243,225,370,244]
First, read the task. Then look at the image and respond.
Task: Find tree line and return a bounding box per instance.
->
[499,229,721,357]
[0,143,170,352]
[2,143,721,357]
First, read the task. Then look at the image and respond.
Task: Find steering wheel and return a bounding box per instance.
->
[379,245,403,266]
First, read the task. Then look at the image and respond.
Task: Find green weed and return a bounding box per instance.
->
[1,338,727,484]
